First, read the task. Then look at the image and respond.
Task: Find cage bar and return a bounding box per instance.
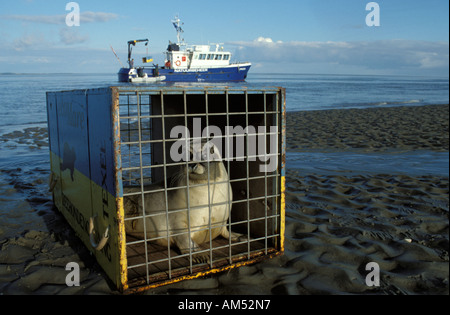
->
[46,86,285,293]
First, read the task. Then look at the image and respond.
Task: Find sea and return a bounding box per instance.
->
[0,73,449,129]
[0,72,448,168]
[0,73,448,238]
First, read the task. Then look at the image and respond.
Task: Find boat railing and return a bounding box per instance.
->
[229,61,251,65]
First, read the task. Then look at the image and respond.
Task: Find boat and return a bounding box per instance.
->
[129,74,166,83]
[118,16,251,83]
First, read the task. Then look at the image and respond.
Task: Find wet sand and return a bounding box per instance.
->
[0,104,448,295]
[286,104,449,152]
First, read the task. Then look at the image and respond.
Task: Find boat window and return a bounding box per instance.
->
[207,54,213,60]
[215,55,222,60]
[223,54,229,60]
[199,54,206,60]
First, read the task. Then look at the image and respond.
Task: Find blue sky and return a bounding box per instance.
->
[0,0,448,76]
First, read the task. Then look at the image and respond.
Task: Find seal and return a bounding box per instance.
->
[124,140,243,263]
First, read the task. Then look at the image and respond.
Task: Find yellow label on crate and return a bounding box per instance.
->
[90,182,121,286]
[50,151,123,289]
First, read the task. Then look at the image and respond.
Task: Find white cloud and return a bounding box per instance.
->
[1,14,64,24]
[59,28,89,45]
[80,12,118,23]
[0,11,118,25]
[0,44,116,73]
[9,28,89,51]
[13,33,47,51]
[256,37,274,43]
[0,54,50,65]
[228,38,449,75]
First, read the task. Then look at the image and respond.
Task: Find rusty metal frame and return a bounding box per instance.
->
[109,86,285,293]
[115,86,285,293]
[47,85,285,294]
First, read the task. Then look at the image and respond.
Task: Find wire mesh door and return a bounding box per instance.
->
[117,87,284,289]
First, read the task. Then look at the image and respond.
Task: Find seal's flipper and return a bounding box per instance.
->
[192,252,210,264]
[177,237,210,264]
[220,227,246,242]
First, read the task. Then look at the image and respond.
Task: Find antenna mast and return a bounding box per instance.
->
[172,15,184,45]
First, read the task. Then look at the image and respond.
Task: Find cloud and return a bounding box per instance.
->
[255,37,273,43]
[9,28,89,51]
[0,11,118,25]
[0,43,116,73]
[229,38,449,75]
[1,14,64,25]
[80,12,118,23]
[0,53,50,65]
[13,33,47,51]
[59,28,89,45]
[254,37,283,44]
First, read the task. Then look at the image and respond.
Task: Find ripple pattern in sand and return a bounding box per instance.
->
[280,171,449,294]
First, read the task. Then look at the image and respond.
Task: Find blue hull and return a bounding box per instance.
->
[118,65,250,83]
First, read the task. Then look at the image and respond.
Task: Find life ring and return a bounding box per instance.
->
[175,60,181,66]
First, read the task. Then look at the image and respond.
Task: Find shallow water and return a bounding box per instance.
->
[287,150,450,177]
[0,125,51,239]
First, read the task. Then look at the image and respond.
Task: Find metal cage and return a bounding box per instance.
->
[47,86,286,293]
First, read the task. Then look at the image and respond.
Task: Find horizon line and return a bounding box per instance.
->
[0,72,448,79]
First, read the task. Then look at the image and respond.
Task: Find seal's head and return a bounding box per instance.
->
[190,139,222,162]
[173,139,226,185]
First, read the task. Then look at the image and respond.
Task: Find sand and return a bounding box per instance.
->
[0,104,448,295]
[286,104,449,152]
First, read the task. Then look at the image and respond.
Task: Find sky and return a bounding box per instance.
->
[0,0,448,76]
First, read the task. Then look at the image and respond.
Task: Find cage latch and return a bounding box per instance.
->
[89,215,110,251]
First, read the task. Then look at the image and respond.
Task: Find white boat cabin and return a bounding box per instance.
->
[165,43,232,70]
[163,16,234,70]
